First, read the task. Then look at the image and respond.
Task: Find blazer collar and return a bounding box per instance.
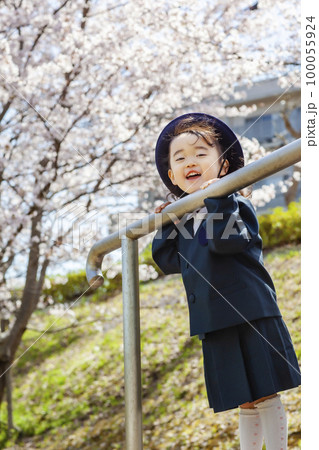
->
[186,206,208,235]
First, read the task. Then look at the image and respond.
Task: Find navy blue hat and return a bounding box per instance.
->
[155,113,244,197]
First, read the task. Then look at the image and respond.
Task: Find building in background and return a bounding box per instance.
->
[225,77,300,148]
[223,77,301,213]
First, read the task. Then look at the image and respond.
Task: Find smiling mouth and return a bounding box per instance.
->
[186,172,201,179]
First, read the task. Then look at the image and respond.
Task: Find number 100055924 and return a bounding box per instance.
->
[306,16,316,86]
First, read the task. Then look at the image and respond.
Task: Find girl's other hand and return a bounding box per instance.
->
[154,201,172,213]
[200,178,220,190]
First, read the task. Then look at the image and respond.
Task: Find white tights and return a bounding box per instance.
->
[239,407,263,449]
[239,395,287,450]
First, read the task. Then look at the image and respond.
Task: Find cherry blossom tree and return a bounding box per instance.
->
[0,0,300,410]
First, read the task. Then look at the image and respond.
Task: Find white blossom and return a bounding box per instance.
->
[0,0,300,316]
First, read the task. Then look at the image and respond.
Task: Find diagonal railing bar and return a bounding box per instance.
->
[85,138,301,450]
[86,138,301,288]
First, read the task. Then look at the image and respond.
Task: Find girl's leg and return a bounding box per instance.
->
[254,394,287,450]
[239,393,288,450]
[239,407,263,450]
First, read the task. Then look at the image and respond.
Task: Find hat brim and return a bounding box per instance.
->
[155,113,244,197]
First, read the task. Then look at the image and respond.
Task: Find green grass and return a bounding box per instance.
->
[0,244,301,449]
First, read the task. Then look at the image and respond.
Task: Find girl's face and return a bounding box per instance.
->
[168,132,229,194]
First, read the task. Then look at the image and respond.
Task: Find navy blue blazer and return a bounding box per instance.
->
[152,193,281,336]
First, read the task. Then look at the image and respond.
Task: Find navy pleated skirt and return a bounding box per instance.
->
[200,316,301,413]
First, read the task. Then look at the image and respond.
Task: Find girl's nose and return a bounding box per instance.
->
[185,157,197,167]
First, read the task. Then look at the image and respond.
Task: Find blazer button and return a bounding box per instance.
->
[189,293,196,303]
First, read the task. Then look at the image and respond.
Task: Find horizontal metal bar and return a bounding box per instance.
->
[86,138,301,288]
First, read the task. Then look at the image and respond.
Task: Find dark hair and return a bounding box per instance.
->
[172,117,221,145]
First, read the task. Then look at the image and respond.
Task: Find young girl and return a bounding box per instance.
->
[152,113,301,450]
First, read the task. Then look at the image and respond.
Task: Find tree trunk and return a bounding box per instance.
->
[0,320,13,430]
[0,209,49,408]
[5,368,13,432]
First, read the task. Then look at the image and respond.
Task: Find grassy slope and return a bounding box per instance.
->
[1,245,301,449]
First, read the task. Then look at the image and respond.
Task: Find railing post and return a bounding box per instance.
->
[121,236,143,450]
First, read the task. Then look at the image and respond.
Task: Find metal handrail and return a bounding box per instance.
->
[86,138,301,287]
[86,138,301,450]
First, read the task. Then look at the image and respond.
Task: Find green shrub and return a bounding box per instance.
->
[42,269,122,304]
[42,270,90,303]
[258,201,301,249]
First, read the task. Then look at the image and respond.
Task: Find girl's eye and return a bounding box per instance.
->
[197,153,207,157]
[175,157,184,161]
